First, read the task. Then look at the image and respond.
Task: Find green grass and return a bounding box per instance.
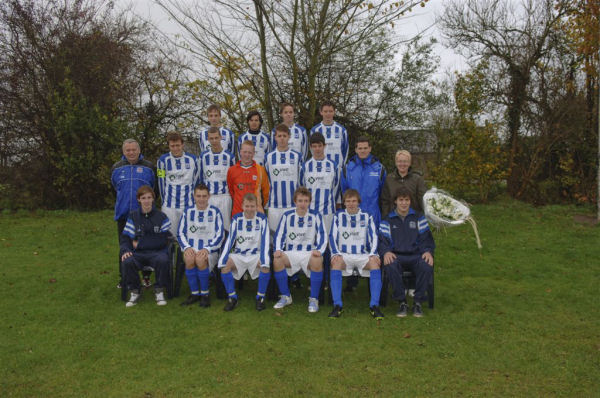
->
[1,201,598,397]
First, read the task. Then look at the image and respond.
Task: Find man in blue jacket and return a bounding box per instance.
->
[341,136,386,291]
[120,186,172,307]
[378,186,435,317]
[111,138,155,288]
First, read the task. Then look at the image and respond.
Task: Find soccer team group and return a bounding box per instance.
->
[111,101,435,319]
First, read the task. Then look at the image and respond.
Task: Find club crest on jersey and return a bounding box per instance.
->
[208,215,214,222]
[335,132,340,138]
[237,183,245,190]
[136,167,143,173]
[326,165,331,172]
[154,226,160,233]
[252,175,258,181]
[255,223,260,230]
[409,221,416,229]
[307,219,313,227]
[185,163,191,169]
[360,220,366,227]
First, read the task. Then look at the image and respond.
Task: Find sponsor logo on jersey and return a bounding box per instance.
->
[369,172,379,177]
[273,169,280,176]
[236,236,245,244]
[342,232,350,239]
[205,170,213,177]
[308,177,316,184]
[288,232,297,240]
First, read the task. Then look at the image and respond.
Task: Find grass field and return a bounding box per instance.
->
[1,199,599,397]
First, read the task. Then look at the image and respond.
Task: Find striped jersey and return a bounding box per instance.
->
[274,209,327,254]
[199,149,235,195]
[329,209,378,256]
[300,158,340,215]
[264,148,302,208]
[177,205,225,253]
[198,126,235,154]
[219,212,270,266]
[157,152,200,209]
[270,124,308,159]
[310,122,349,167]
[237,131,270,165]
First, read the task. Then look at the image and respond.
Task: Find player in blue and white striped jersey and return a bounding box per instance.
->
[198,104,235,154]
[157,132,200,237]
[237,110,270,165]
[218,193,271,312]
[264,124,303,233]
[199,127,235,231]
[270,103,308,159]
[310,101,349,168]
[300,132,341,233]
[328,189,384,319]
[272,187,327,312]
[178,184,225,308]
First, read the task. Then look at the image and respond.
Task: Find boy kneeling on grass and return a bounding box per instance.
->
[121,186,172,307]
[218,193,271,312]
[378,186,435,317]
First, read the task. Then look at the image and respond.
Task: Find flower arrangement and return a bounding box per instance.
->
[423,187,482,250]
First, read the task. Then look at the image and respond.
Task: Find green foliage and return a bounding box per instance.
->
[45,79,127,209]
[1,201,598,396]
[430,65,507,203]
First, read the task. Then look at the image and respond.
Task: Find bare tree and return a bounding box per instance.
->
[439,0,570,197]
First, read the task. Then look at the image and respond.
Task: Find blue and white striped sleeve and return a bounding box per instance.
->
[418,215,430,234]
[341,127,349,165]
[260,216,270,266]
[367,215,378,256]
[192,154,201,188]
[315,214,327,254]
[329,214,340,256]
[206,209,224,253]
[123,217,136,239]
[177,209,190,250]
[274,213,287,252]
[219,218,237,266]
[226,129,235,154]
[160,217,171,234]
[301,127,308,159]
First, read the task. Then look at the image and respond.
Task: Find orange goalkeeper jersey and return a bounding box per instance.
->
[227,161,270,216]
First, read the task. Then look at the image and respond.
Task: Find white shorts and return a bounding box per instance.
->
[283,251,313,277]
[219,253,268,280]
[209,193,232,231]
[162,207,183,238]
[268,207,293,233]
[338,254,371,277]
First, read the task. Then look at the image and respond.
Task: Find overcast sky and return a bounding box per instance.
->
[129,0,468,79]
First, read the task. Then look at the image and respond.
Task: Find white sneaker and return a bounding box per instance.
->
[125,291,141,307]
[273,295,292,309]
[308,297,319,313]
[155,289,167,306]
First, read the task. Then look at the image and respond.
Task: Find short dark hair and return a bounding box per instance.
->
[309,132,325,146]
[194,183,210,194]
[242,193,257,204]
[207,104,221,114]
[166,131,183,143]
[207,126,221,136]
[319,100,335,111]
[355,135,371,147]
[293,186,312,203]
[394,186,412,201]
[274,124,290,135]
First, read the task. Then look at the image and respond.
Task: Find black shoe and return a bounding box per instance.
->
[413,302,423,317]
[370,306,385,320]
[199,295,211,308]
[328,305,343,318]
[116,281,122,289]
[180,295,201,306]
[223,297,238,311]
[396,301,408,318]
[256,297,266,311]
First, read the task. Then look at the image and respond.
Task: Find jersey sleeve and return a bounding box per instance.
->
[177,210,191,251]
[205,209,225,253]
[273,212,287,252]
[377,220,392,256]
[367,215,378,256]
[329,214,341,256]
[157,156,166,202]
[260,216,270,266]
[315,214,327,254]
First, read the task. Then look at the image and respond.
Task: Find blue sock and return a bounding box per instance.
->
[274,269,290,296]
[256,271,271,300]
[331,270,343,307]
[221,271,237,299]
[310,271,323,300]
[185,269,200,295]
[369,269,382,307]
[197,268,210,296]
